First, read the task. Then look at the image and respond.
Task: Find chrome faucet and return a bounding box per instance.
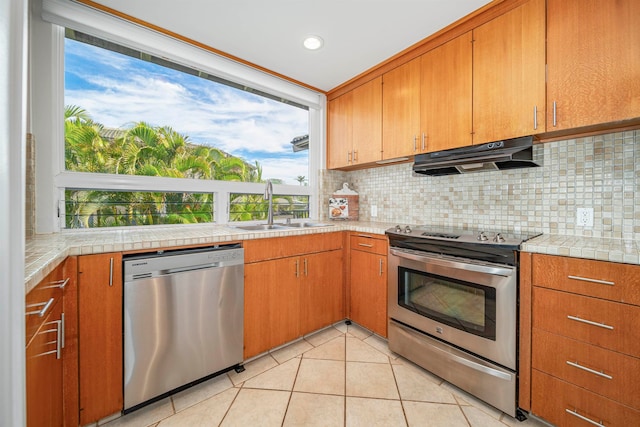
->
[264,180,274,226]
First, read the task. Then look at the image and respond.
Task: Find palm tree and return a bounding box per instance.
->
[296,175,307,186]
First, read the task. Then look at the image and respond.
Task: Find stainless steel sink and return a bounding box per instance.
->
[233,224,291,231]
[284,222,334,228]
[233,222,334,231]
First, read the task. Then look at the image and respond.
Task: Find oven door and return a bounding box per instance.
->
[388,248,517,370]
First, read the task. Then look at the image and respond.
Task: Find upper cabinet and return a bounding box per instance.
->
[546,0,640,131]
[327,0,640,171]
[382,33,473,159]
[421,32,473,152]
[472,0,546,144]
[382,58,421,159]
[328,77,382,169]
[327,91,353,169]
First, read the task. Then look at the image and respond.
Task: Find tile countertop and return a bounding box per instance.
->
[520,233,640,265]
[25,221,394,294]
[26,222,640,294]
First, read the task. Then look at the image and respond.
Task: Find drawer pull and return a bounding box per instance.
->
[358,243,374,248]
[565,409,605,426]
[26,298,54,317]
[567,315,614,330]
[567,275,614,286]
[566,360,612,380]
[356,234,372,238]
[42,278,70,289]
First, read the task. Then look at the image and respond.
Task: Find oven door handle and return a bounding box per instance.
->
[430,341,513,381]
[389,248,515,277]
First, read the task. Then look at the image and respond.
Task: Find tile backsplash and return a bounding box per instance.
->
[321,130,639,240]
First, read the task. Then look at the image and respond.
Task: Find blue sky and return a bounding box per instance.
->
[64,38,310,185]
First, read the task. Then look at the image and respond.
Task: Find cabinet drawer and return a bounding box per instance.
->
[533,287,640,356]
[532,329,640,409]
[26,266,67,345]
[532,254,640,305]
[350,233,387,255]
[532,370,640,427]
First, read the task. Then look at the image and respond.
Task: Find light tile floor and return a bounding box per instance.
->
[98,323,551,427]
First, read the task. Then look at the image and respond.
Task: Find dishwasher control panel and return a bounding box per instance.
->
[123,244,244,282]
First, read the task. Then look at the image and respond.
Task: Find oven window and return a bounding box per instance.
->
[398,267,497,340]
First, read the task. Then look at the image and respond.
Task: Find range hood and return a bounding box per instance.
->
[413,136,539,176]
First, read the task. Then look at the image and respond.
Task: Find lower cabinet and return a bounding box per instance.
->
[349,233,388,337]
[25,257,75,427]
[243,233,344,359]
[523,253,640,426]
[78,252,123,425]
[26,297,63,427]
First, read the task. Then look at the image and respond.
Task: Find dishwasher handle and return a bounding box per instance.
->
[161,263,221,275]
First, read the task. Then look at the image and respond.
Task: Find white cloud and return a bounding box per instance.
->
[65,37,310,185]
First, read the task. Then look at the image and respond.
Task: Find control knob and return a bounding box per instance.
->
[493,233,505,243]
[477,231,488,241]
[395,225,402,233]
[404,225,412,234]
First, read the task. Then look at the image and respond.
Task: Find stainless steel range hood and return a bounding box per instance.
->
[413,136,539,176]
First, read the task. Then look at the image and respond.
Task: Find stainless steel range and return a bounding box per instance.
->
[386,225,539,418]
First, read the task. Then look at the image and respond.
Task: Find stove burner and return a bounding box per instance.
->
[422,232,460,239]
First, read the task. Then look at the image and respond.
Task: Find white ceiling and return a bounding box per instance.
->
[88,0,492,92]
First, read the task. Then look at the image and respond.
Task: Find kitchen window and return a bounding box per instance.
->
[32,0,324,232]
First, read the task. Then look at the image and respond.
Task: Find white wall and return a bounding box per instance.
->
[0,0,28,425]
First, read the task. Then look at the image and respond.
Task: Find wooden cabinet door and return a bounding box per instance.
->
[244,256,300,359]
[26,300,63,427]
[349,249,387,337]
[547,0,640,131]
[78,253,123,425]
[421,31,473,152]
[473,0,546,143]
[327,92,353,169]
[352,76,383,165]
[382,58,421,159]
[301,250,344,334]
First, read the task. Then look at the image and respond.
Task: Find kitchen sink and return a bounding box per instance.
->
[233,222,334,231]
[233,224,292,231]
[284,222,333,228]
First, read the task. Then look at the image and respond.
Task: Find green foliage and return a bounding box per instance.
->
[63,105,270,228]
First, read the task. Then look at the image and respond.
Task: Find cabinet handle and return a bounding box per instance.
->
[295,259,299,278]
[413,135,418,152]
[379,259,384,276]
[358,243,374,248]
[552,101,557,127]
[303,258,308,277]
[109,257,114,287]
[55,319,62,359]
[353,150,358,162]
[567,315,613,330]
[421,133,426,151]
[41,278,70,289]
[61,312,65,349]
[567,275,614,286]
[565,409,605,427]
[26,297,54,317]
[37,320,62,359]
[533,106,538,130]
[356,234,372,238]
[566,360,612,380]
[347,151,351,163]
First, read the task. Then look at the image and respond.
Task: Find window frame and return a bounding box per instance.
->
[33,0,326,233]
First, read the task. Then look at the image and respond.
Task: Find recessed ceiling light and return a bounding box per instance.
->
[303,35,324,50]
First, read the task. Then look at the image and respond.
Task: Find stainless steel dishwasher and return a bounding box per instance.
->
[123,244,244,412]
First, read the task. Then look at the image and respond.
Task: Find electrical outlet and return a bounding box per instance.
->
[371,205,378,217]
[576,208,594,227]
